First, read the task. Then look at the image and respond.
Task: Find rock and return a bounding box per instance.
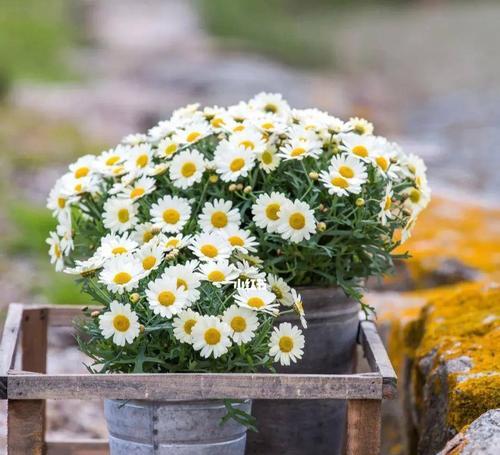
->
[438,409,500,455]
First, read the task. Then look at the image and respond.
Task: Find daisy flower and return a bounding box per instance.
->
[190,232,232,262]
[279,127,322,160]
[173,121,210,145]
[56,213,74,255]
[63,256,104,275]
[249,92,290,117]
[251,192,289,233]
[214,140,256,182]
[96,233,139,260]
[122,133,148,146]
[319,155,367,196]
[339,132,376,161]
[99,255,143,294]
[268,322,305,366]
[234,288,279,315]
[199,260,239,286]
[132,222,161,245]
[169,149,206,189]
[118,176,156,201]
[156,137,179,159]
[146,275,189,318]
[60,173,98,197]
[47,231,64,271]
[47,178,72,218]
[125,144,154,175]
[163,260,202,303]
[228,127,266,154]
[345,117,374,136]
[198,199,241,233]
[258,145,281,173]
[191,315,232,359]
[103,197,138,233]
[172,309,200,344]
[136,242,165,273]
[379,183,395,226]
[251,113,287,136]
[69,155,96,179]
[148,120,175,142]
[222,305,259,345]
[267,274,293,306]
[275,199,316,243]
[290,289,307,329]
[99,301,140,346]
[223,226,258,253]
[404,185,431,214]
[150,195,191,233]
[235,260,266,282]
[95,147,126,173]
[159,233,192,251]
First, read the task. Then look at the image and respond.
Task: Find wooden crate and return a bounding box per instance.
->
[0,303,397,455]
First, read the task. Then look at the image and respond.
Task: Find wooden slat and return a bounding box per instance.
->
[7,400,45,454]
[46,439,108,455]
[346,399,381,455]
[47,305,98,327]
[359,320,397,399]
[0,304,24,375]
[22,307,48,374]
[7,372,383,400]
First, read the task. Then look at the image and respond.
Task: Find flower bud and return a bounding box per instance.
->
[236,183,244,191]
[90,310,100,318]
[209,174,219,183]
[317,222,327,232]
[130,293,140,304]
[243,185,252,194]
[139,324,145,333]
[356,198,365,207]
[228,183,237,192]
[308,171,319,180]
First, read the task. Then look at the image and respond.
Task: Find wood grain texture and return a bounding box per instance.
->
[22,308,48,374]
[359,320,398,399]
[346,399,381,455]
[7,399,45,455]
[7,372,383,400]
[46,439,108,455]
[0,304,24,375]
[47,306,98,328]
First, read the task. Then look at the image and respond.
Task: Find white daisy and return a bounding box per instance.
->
[339,133,376,161]
[125,144,154,175]
[148,120,175,142]
[69,155,96,179]
[190,232,232,262]
[99,301,140,346]
[150,195,192,233]
[173,121,210,145]
[63,255,104,275]
[234,288,279,315]
[290,288,307,329]
[99,255,143,294]
[146,275,189,318]
[118,176,156,201]
[276,199,316,243]
[163,260,202,303]
[169,149,206,189]
[404,185,431,214]
[222,305,259,345]
[269,322,305,366]
[279,127,322,160]
[95,147,126,173]
[251,113,288,136]
[249,92,290,117]
[60,173,98,197]
[251,192,289,233]
[258,145,281,173]
[379,183,395,226]
[47,231,64,271]
[158,233,192,251]
[267,274,293,306]
[172,309,200,344]
[214,140,256,182]
[198,199,241,233]
[191,315,232,359]
[132,222,161,245]
[199,259,239,286]
[47,178,72,218]
[319,155,367,196]
[56,211,74,254]
[122,133,148,146]
[345,117,374,136]
[235,260,266,282]
[136,242,165,273]
[223,226,258,253]
[228,127,266,154]
[103,197,138,233]
[96,233,139,260]
[156,137,179,159]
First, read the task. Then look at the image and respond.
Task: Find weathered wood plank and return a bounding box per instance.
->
[7,399,45,455]
[346,399,381,455]
[22,307,48,374]
[8,372,383,400]
[46,439,108,455]
[360,320,398,399]
[47,305,97,328]
[0,304,24,375]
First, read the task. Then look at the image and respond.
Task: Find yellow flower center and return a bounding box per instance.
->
[204,328,221,345]
[166,238,180,248]
[228,236,244,247]
[54,244,61,258]
[339,166,354,178]
[186,131,201,143]
[231,316,247,333]
[208,270,225,282]
[130,187,145,199]
[290,147,306,157]
[118,209,130,223]
[271,285,284,300]
[57,197,66,209]
[164,143,177,156]
[261,151,273,164]
[74,166,89,178]
[105,155,120,166]
[176,278,188,289]
[376,156,389,171]
[211,117,225,128]
[142,256,156,270]
[261,122,274,130]
[143,231,154,243]
[201,244,218,258]
[230,157,245,172]
[184,319,197,335]
[384,196,392,211]
[289,212,306,230]
[74,183,83,192]
[136,154,148,168]
[112,315,130,332]
[211,211,228,228]
[264,103,277,113]
[158,291,176,306]
[279,335,294,353]
[331,177,349,189]
[409,188,421,203]
[240,140,255,150]
[233,124,245,132]
[163,209,180,224]
[181,161,196,177]
[352,145,368,158]
[112,246,127,255]
[265,203,281,221]
[247,297,264,309]
[113,272,132,285]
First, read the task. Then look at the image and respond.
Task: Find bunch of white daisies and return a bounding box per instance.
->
[46,92,429,371]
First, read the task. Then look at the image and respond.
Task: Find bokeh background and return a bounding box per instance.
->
[1,0,499,453]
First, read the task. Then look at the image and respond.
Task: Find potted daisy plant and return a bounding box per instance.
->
[47,93,429,454]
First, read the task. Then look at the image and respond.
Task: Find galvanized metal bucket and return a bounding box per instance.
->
[247,287,360,455]
[104,399,252,454]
